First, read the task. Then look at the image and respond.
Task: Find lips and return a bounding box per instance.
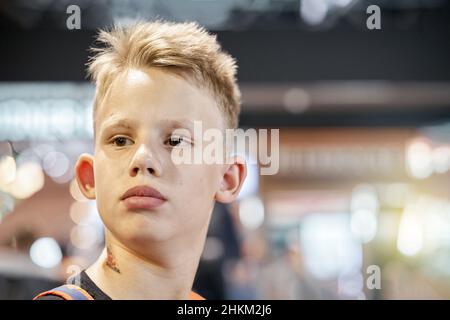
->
[121,185,167,210]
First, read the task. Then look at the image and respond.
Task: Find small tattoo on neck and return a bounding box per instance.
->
[105,246,121,274]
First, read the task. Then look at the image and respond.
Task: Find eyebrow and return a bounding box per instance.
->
[100,118,196,134]
[100,118,136,132]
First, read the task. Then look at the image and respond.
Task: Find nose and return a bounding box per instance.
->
[129,144,162,177]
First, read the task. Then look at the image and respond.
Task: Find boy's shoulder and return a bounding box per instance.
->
[33,284,94,300]
[34,270,105,300]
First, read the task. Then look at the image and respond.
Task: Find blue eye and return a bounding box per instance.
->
[112,136,133,147]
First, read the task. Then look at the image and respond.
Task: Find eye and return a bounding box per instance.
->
[111,136,134,147]
[167,136,191,147]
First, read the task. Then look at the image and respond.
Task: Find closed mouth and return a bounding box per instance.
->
[121,185,166,201]
[120,185,167,211]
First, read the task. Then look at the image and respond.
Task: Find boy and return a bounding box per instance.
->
[34,20,246,300]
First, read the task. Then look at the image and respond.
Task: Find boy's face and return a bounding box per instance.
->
[79,67,235,250]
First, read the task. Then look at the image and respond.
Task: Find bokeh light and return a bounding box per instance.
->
[239,196,265,230]
[29,237,63,269]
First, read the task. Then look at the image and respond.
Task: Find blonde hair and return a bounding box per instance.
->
[87,20,241,129]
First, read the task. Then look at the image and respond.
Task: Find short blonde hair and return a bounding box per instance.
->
[87,20,241,129]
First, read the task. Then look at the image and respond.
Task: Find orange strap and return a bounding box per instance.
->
[34,285,204,300]
[188,291,205,300]
[33,284,94,300]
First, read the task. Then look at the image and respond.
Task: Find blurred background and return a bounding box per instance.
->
[1,0,450,300]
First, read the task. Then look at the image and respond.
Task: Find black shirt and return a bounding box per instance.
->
[36,270,111,300]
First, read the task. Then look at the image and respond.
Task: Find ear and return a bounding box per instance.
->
[75,153,96,200]
[215,156,247,203]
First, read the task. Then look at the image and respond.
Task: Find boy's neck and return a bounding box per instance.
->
[85,233,205,300]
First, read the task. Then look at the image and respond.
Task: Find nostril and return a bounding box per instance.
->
[131,166,155,176]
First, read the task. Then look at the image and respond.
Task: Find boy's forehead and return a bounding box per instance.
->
[125,68,153,85]
[94,67,225,134]
[110,66,200,96]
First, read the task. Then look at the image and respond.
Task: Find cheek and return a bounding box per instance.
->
[93,153,125,209]
[175,165,220,206]
[95,150,128,179]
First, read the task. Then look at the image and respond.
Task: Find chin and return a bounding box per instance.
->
[120,216,176,244]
